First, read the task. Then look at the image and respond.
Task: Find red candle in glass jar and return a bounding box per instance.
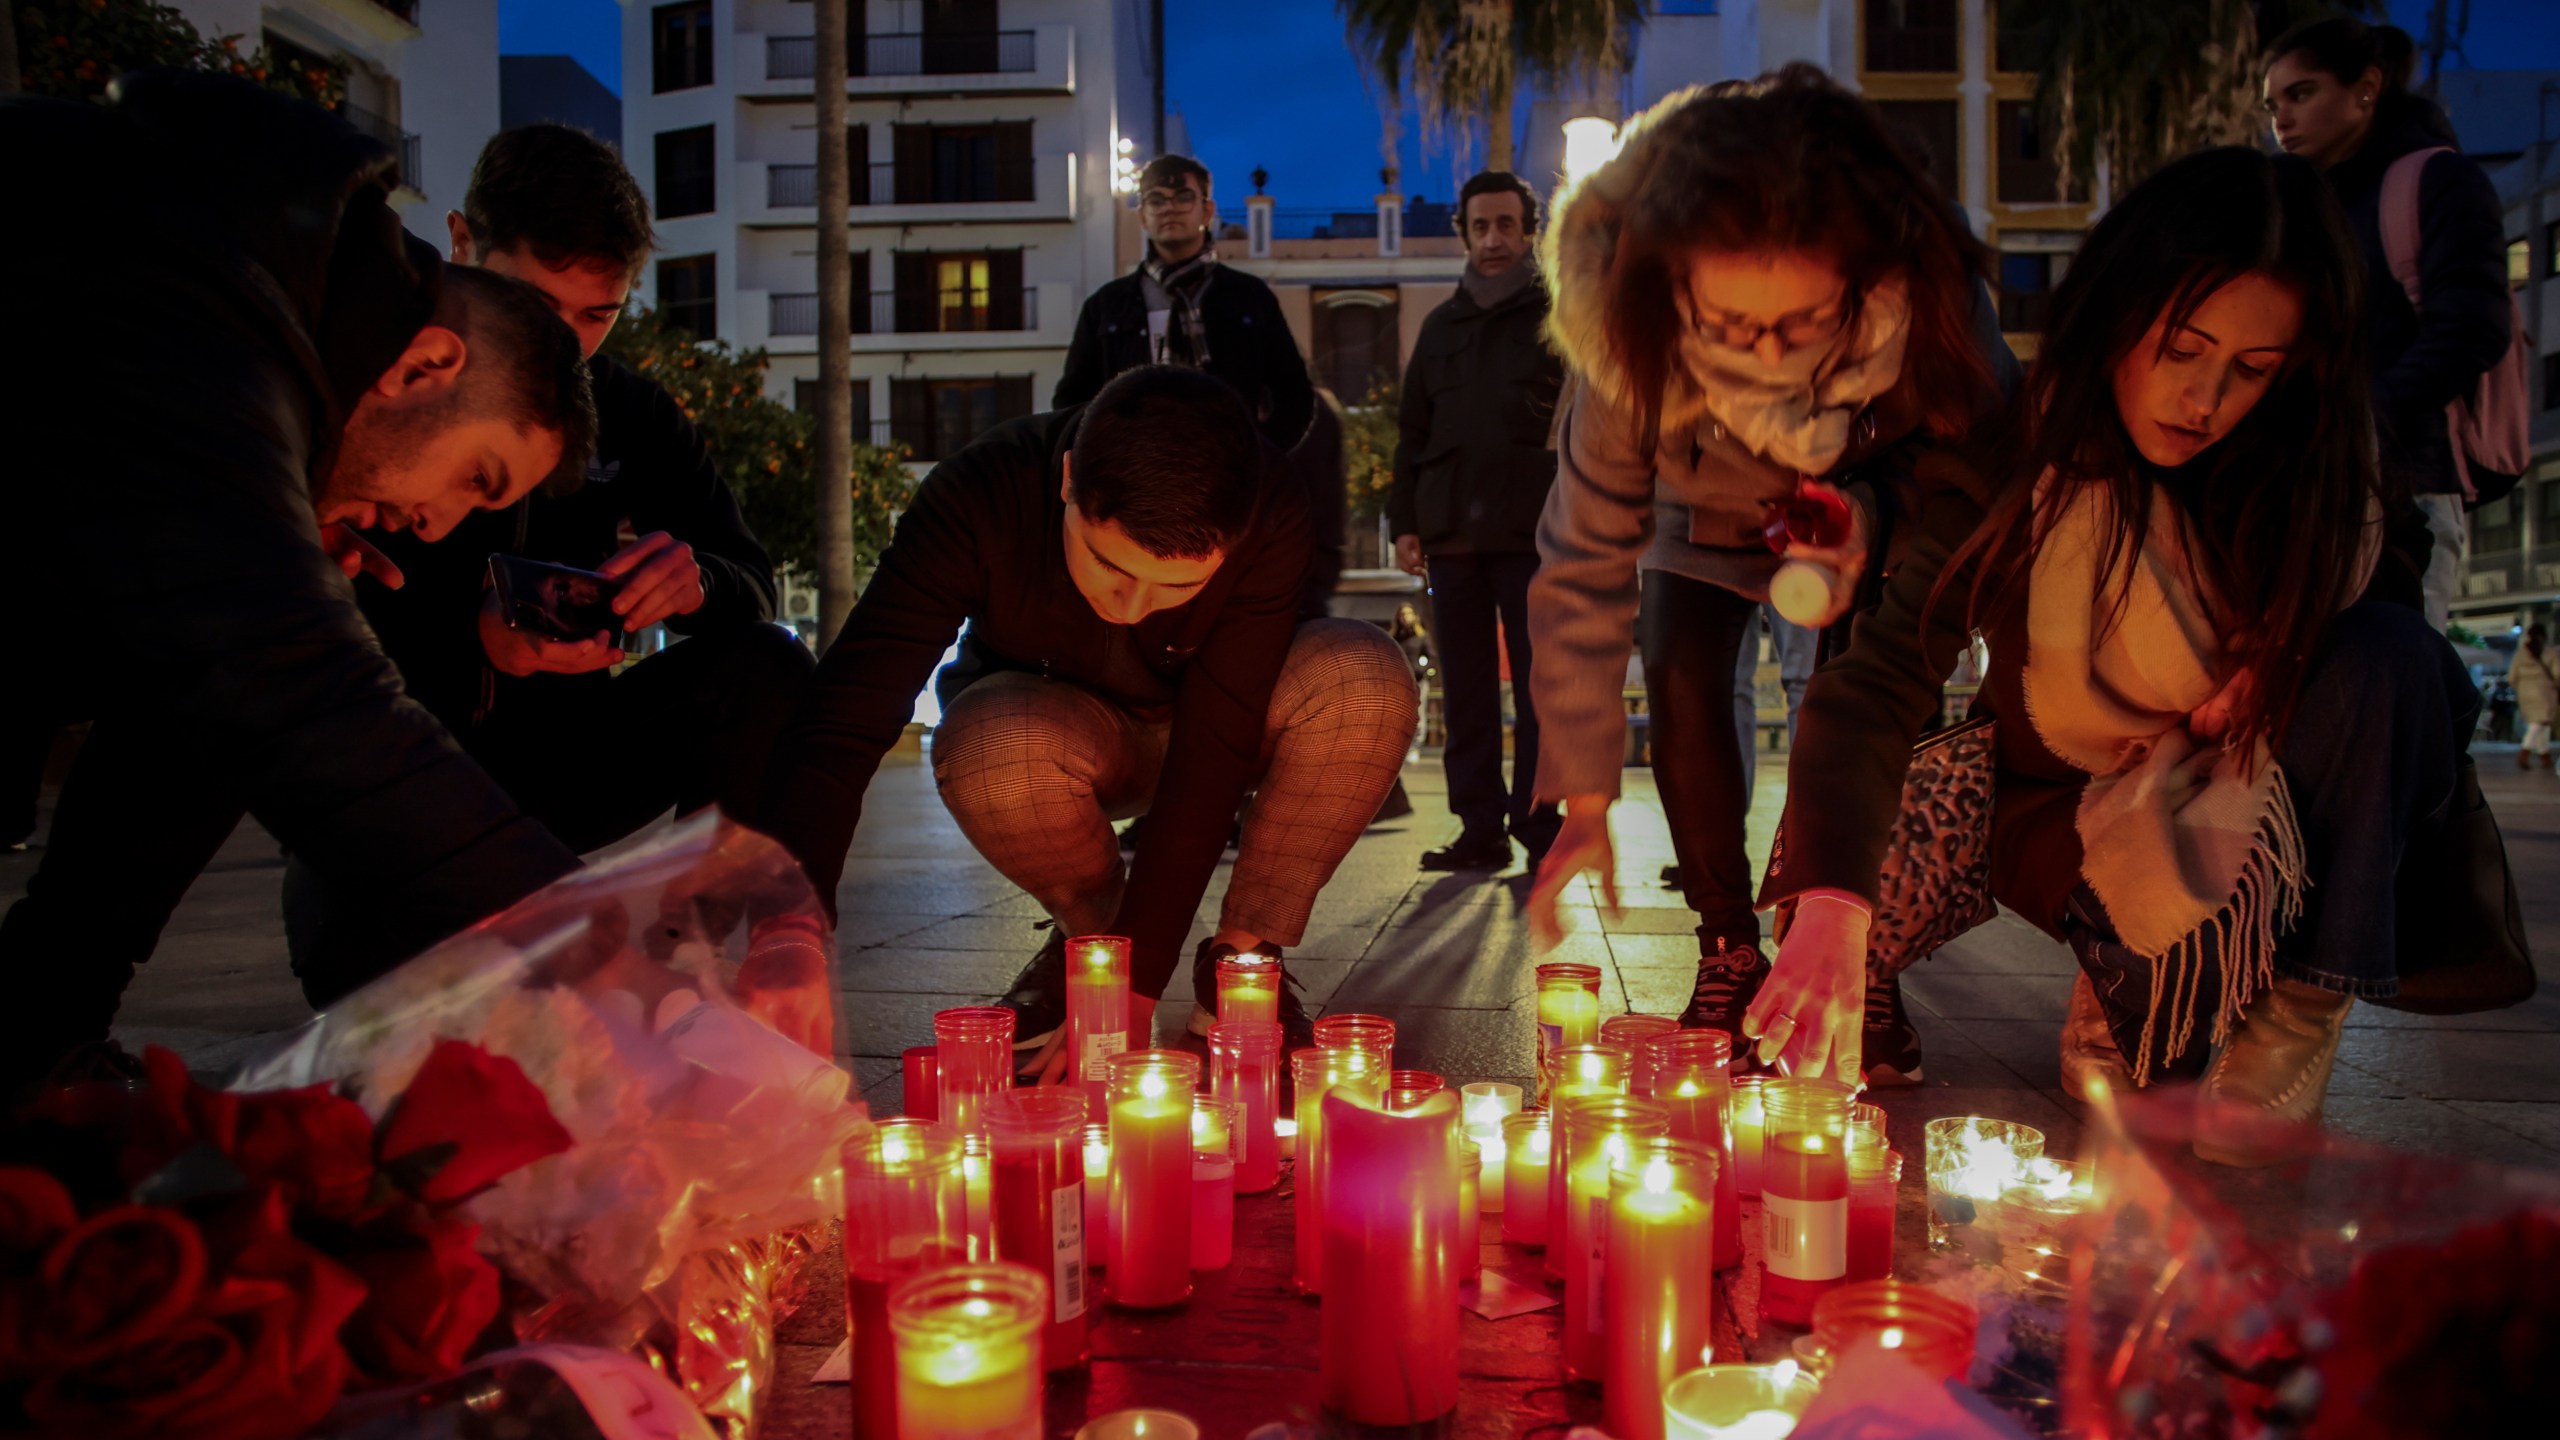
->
[931,1007,1013,1140]
[1758,1077,1855,1327]
[983,1089,1091,1370]
[1209,1021,1284,1195]
[1639,1030,1743,1271]
[844,1120,967,1440]
[1105,1050,1199,1309]
[1319,1087,1460,1425]
[1190,1152,1235,1271]
[1846,1147,1903,1283]
[901,1046,940,1121]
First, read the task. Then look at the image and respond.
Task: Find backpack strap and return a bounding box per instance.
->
[2378,146,2450,310]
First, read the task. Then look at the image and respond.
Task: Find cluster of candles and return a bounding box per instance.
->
[1921,1116,2093,1285]
[849,948,2025,1440]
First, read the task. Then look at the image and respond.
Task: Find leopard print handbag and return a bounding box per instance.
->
[1773,715,1999,980]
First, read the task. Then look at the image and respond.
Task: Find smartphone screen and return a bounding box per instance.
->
[488,554,623,645]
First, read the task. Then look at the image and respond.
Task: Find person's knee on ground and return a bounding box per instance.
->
[930,674,1131,938]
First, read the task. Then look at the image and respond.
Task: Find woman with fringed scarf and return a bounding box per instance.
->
[1524,67,2014,1088]
[1749,146,2474,1167]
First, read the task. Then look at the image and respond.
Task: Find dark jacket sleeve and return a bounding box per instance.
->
[1114,488,1314,999]
[2378,150,2512,430]
[1385,318,1436,541]
[1054,284,1115,409]
[1759,454,1994,909]
[757,460,985,910]
[1254,282,1317,453]
[609,364,780,629]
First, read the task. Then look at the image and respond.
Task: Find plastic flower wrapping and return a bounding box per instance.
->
[2063,1087,2560,1439]
[231,813,871,1438]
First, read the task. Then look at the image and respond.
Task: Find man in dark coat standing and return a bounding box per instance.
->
[1388,172,1567,871]
[1054,154,1315,454]
[0,72,597,1086]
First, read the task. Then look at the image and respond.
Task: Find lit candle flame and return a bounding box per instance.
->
[1880,1325,1905,1349]
[1139,1071,1167,1101]
[1578,1054,1606,1083]
[1644,1155,1673,1194]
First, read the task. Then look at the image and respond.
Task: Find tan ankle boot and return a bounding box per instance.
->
[2059,971,2135,1104]
[2193,979,2353,1168]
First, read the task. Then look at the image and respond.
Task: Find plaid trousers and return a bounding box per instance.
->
[931,619,1415,944]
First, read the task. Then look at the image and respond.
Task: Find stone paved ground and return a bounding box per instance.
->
[11,740,2560,1175]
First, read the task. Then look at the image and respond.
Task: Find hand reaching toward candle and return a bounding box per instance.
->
[1528,795,1623,950]
[1028,993,1154,1085]
[1744,894,1872,1082]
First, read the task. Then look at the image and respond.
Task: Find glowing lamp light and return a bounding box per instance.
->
[1562,115,1623,185]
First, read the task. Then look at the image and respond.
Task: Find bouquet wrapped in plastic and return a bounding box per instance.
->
[233,814,870,1438]
[2064,1087,2560,1440]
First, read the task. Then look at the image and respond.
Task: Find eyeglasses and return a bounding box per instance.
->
[1141,188,1204,213]
[1689,292,1853,354]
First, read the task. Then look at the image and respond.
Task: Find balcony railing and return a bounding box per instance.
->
[767,30,1035,82]
[768,162,892,209]
[770,289,1040,337]
[767,160,1035,210]
[342,103,421,191]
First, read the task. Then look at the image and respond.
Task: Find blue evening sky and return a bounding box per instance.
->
[500,1,2560,210]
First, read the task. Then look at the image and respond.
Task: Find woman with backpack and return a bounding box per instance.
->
[2263,19,2515,631]
[1522,66,2014,1086]
[1742,147,2475,1167]
[2510,626,2558,770]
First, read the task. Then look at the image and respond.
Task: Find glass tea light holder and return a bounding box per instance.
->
[1189,1095,1238,1157]
[1809,1279,1977,1383]
[1640,1030,1742,1270]
[1544,1042,1634,1106]
[1534,962,1604,1097]
[1290,1045,1386,1293]
[1501,1110,1552,1247]
[1190,1151,1236,1272]
[1845,1143,1904,1284]
[886,1261,1047,1440]
[1461,1083,1522,1214]
[1557,1095,1672,1376]
[1208,1021,1284,1194]
[1460,1082,1524,1129]
[1065,935,1132,1110]
[1387,1070,1448,1110]
[1214,951,1283,1027]
[844,1120,967,1440]
[1729,1076,1772,1197]
[1992,1155,2091,1289]
[1456,1146,1483,1282]
[1318,1087,1462,1426]
[1311,1012,1396,1068]
[1603,1136,1722,1440]
[1922,1116,2046,1256]
[1073,1413,1199,1440]
[932,1007,1014,1140]
[1604,1013,1681,1085]
[1079,1122,1112,1275]
[984,1088,1091,1371]
[1663,1360,1821,1440]
[1758,1077,1856,1327]
[1104,1050,1201,1309]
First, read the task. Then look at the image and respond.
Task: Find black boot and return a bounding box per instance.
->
[1420,828,1511,871]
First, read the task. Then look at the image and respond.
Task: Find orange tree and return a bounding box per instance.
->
[16,0,344,104]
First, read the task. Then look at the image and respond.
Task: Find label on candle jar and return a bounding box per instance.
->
[1078,1030,1128,1084]
[1585,1196,1610,1334]
[1763,1192,1848,1280]
[1052,1182,1087,1320]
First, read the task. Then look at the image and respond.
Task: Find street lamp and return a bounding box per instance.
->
[1561,115,1621,186]
[1112,136,1140,196]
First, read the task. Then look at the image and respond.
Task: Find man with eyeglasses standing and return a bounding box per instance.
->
[1387,171,1566,873]
[1055,155,1314,453]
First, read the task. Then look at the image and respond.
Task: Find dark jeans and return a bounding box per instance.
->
[1641,569,1762,946]
[283,622,813,1003]
[1430,552,1554,842]
[2069,601,2476,1075]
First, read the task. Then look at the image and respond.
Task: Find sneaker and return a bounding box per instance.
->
[1185,937,1316,1052]
[990,926,1069,1057]
[1420,828,1511,871]
[1861,973,1926,1087]
[1676,935,1771,1041]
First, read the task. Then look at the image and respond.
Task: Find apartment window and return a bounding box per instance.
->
[889,376,1035,461]
[1313,292,1399,400]
[892,122,1035,205]
[891,249,1024,333]
[656,125,716,218]
[657,253,716,338]
[652,3,713,93]
[1872,100,1959,199]
[1998,251,2056,335]
[2513,238,2532,289]
[2537,473,2560,530]
[2477,492,2521,554]
[1997,101,2088,205]
[794,378,874,442]
[1864,0,1957,73]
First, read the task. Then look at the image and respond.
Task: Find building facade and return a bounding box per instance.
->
[617,0,1161,462]
[2455,136,2560,638]
[171,0,499,251]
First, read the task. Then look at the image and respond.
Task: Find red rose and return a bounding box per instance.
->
[0,1167,78,1255]
[30,1204,208,1368]
[375,1040,571,1206]
[229,1084,381,1223]
[24,1223,363,1440]
[338,1213,501,1381]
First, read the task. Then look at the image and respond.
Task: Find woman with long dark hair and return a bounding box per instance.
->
[1747,146,2473,1165]
[1525,66,2013,1084]
[2263,19,2511,630]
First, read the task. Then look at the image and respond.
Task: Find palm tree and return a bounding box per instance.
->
[1338,0,1646,175]
[1999,0,2378,195]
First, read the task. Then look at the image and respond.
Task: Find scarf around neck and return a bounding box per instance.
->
[1141,241,1218,367]
[2022,476,2305,1082]
[1681,278,1912,474]
[1460,258,1537,311]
